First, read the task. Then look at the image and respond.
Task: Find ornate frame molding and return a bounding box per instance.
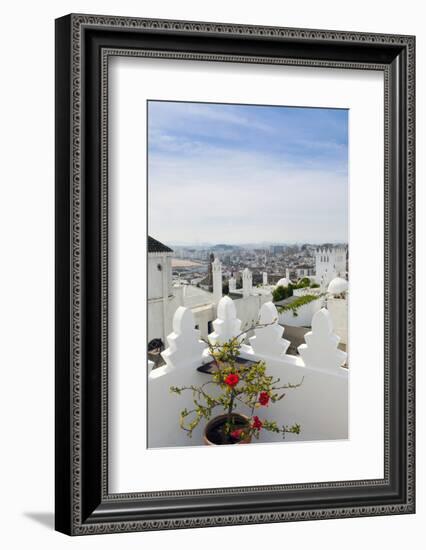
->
[55,14,415,535]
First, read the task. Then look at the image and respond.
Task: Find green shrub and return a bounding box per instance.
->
[272,283,293,302]
[293,277,311,289]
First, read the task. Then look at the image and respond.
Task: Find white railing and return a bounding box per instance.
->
[148,297,348,448]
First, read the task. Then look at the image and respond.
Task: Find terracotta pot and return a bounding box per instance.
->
[203,413,252,445]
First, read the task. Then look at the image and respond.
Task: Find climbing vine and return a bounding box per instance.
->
[277,294,320,317]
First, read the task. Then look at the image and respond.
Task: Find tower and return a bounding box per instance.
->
[229,271,237,292]
[242,268,252,298]
[212,258,223,303]
[207,252,215,291]
[315,246,347,288]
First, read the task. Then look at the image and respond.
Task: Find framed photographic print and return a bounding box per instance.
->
[55,14,415,535]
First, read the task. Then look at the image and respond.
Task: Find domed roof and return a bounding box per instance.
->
[327,277,348,295]
[276,277,291,287]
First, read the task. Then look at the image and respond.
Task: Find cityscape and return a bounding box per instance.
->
[146,100,349,448]
[148,234,348,362]
[170,241,346,289]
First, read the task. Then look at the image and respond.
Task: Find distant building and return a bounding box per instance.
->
[271,245,285,255]
[314,246,347,288]
[295,264,315,278]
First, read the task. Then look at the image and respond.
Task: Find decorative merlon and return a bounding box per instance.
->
[298,308,347,371]
[249,302,290,358]
[159,307,207,372]
[208,296,244,346]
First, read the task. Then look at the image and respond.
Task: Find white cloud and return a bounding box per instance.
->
[149,101,272,134]
[148,149,348,245]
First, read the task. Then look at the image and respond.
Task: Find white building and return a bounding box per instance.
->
[314,246,347,288]
[295,265,314,278]
[147,236,175,346]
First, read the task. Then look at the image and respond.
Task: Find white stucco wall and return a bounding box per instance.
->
[277,297,324,327]
[192,303,215,340]
[233,293,273,331]
[147,252,176,343]
[148,338,348,448]
[327,296,348,345]
[148,254,173,300]
[148,295,180,343]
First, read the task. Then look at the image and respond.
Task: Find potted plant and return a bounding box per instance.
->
[170,335,302,445]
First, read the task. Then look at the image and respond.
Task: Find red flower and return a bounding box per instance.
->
[231,429,244,440]
[224,373,239,387]
[252,416,263,430]
[258,391,270,406]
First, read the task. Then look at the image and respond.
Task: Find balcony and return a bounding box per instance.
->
[148,296,348,448]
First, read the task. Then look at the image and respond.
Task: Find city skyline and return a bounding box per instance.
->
[158,239,348,248]
[148,100,348,245]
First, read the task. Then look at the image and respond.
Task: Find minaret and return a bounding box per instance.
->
[263,272,268,286]
[207,252,215,291]
[212,258,223,303]
[242,268,252,298]
[229,271,237,292]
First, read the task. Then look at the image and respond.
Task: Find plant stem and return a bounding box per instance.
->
[227,390,235,431]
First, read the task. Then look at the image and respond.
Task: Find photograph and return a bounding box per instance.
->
[147,100,350,448]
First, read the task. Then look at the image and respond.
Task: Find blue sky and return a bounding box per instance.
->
[148,101,348,245]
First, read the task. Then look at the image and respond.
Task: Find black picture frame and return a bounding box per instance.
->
[55,13,415,535]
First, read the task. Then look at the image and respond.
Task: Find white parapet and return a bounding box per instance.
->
[327,295,348,345]
[158,306,207,374]
[249,302,290,358]
[208,295,244,346]
[298,308,347,371]
[149,304,349,448]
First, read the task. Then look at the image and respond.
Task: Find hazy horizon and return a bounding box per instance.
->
[158,239,348,248]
